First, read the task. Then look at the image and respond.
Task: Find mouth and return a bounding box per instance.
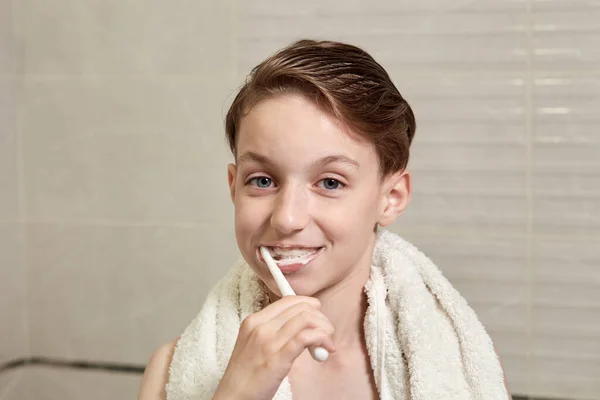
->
[257,245,324,270]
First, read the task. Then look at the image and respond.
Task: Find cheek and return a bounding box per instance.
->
[234,204,255,238]
[234,198,269,240]
[323,192,380,228]
[233,204,261,268]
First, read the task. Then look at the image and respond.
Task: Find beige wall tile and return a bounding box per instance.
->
[530,237,600,398]
[485,331,530,395]
[238,0,528,75]
[142,0,236,75]
[533,8,600,71]
[15,0,235,75]
[0,223,28,364]
[500,354,530,396]
[390,231,529,281]
[387,74,528,236]
[21,77,235,222]
[532,237,600,337]
[533,306,600,337]
[530,362,600,400]
[0,0,20,74]
[243,0,527,15]
[533,334,600,363]
[0,369,29,400]
[533,75,600,237]
[15,0,150,75]
[532,238,600,285]
[531,332,600,396]
[0,78,19,222]
[27,221,238,364]
[1,367,140,400]
[20,77,234,147]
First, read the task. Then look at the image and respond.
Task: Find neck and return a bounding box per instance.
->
[315,262,371,349]
[314,234,376,349]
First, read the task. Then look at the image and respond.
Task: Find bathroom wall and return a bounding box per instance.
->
[1,0,598,399]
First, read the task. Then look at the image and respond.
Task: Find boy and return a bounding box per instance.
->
[138,40,511,400]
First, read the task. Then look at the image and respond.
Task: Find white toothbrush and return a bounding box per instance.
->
[259,247,330,362]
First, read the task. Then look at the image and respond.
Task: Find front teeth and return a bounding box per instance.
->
[266,247,322,265]
[270,247,319,260]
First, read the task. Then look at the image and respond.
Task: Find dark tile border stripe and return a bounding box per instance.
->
[513,397,576,400]
[0,357,145,375]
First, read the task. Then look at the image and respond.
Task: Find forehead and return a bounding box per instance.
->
[236,93,378,169]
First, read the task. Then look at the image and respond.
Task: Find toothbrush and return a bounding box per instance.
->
[259,247,330,362]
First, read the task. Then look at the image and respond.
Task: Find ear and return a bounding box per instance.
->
[227,163,237,203]
[378,170,411,227]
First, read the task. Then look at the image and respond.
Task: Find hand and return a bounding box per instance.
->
[212,296,336,400]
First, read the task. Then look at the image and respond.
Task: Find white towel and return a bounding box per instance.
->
[166,229,508,399]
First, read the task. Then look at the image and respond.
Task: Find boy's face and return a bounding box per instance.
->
[228,93,410,297]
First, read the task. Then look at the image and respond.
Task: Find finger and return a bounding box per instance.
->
[271,310,336,355]
[240,296,320,333]
[268,302,332,333]
[277,328,336,364]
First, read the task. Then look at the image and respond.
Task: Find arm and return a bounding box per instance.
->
[137,337,180,400]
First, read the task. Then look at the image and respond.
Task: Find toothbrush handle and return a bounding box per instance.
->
[309,346,329,362]
[259,247,330,362]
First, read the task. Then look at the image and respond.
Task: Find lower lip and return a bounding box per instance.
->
[278,260,312,274]
[259,248,323,274]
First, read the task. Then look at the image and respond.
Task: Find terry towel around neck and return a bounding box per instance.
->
[166,228,508,400]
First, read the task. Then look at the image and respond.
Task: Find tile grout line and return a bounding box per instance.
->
[0,1,27,397]
[233,0,240,85]
[10,0,33,386]
[524,0,535,398]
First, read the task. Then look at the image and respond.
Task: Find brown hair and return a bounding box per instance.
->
[225,39,416,176]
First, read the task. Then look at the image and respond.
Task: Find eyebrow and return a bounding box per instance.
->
[237,151,273,167]
[312,155,360,170]
[237,151,360,170]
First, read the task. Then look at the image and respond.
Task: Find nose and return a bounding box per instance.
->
[270,185,310,235]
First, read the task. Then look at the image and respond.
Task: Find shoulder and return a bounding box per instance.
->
[137,337,180,400]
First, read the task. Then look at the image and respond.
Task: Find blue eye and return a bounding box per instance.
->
[249,176,273,188]
[320,178,343,190]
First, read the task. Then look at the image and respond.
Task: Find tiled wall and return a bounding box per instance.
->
[1,0,599,399]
